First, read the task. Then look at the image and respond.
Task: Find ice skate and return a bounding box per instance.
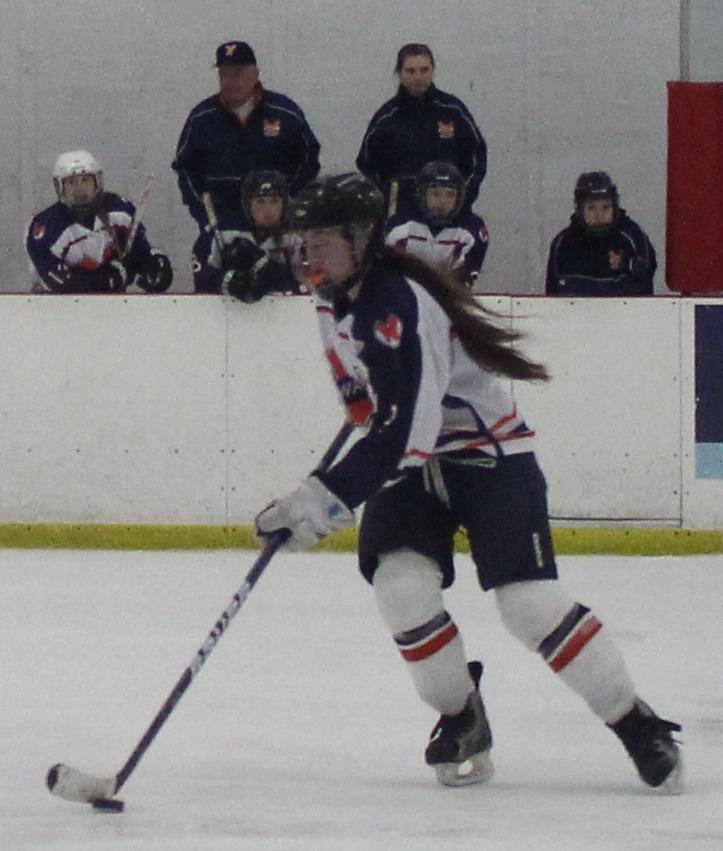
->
[425,661,494,787]
[609,699,683,794]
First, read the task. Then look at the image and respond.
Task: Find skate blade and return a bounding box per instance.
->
[434,751,494,787]
[654,756,684,796]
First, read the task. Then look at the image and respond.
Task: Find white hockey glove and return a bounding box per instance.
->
[255,476,355,551]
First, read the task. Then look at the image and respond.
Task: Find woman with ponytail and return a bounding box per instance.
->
[256,174,682,792]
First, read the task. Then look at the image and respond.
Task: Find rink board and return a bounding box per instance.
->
[0,295,720,529]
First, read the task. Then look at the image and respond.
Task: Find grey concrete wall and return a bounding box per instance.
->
[685,0,723,80]
[0,1,700,294]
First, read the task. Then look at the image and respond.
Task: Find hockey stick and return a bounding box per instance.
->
[201,190,227,259]
[387,179,399,218]
[96,206,124,263]
[46,421,354,813]
[121,174,155,259]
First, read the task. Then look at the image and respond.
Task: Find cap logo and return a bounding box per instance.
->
[225,44,237,57]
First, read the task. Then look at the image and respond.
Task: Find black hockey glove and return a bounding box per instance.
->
[41,260,126,293]
[223,242,273,304]
[137,250,173,293]
[220,238,265,273]
[223,265,268,303]
[99,260,128,292]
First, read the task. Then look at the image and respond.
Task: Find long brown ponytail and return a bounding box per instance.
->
[377,247,549,382]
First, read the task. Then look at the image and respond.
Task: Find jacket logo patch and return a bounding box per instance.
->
[32,224,46,240]
[374,314,403,348]
[608,250,624,270]
[263,119,281,137]
[437,121,455,139]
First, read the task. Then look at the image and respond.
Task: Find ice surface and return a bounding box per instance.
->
[1,548,721,850]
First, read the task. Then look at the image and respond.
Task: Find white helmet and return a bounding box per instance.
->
[52,150,104,214]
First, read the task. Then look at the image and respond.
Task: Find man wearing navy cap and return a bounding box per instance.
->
[173,40,321,289]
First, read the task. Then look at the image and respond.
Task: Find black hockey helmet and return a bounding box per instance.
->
[241,170,288,220]
[288,173,385,298]
[574,171,619,209]
[416,160,465,226]
[288,173,385,234]
[573,171,619,236]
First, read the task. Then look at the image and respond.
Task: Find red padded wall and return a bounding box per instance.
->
[666,82,723,294]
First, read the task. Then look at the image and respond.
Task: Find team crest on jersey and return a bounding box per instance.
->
[437,121,455,139]
[263,119,281,137]
[374,314,403,348]
[32,224,45,240]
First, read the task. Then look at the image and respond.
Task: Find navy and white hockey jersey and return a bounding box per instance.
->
[315,263,535,510]
[385,209,489,287]
[26,193,154,293]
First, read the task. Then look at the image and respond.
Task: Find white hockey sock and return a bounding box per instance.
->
[374,549,473,716]
[496,580,636,723]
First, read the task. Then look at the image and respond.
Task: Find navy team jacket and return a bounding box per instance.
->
[173,87,320,230]
[546,211,657,296]
[356,85,487,217]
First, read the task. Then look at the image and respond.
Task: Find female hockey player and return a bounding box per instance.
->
[385,161,489,289]
[27,150,172,294]
[546,171,657,296]
[193,169,301,300]
[255,173,682,792]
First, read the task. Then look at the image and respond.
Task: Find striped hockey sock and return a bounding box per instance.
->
[538,603,635,722]
[393,611,472,716]
[394,610,459,662]
[538,603,602,672]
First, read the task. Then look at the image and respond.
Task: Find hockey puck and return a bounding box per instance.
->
[46,764,60,791]
[92,798,125,813]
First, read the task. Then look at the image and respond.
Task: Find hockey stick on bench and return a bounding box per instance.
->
[201,190,227,258]
[122,174,155,259]
[46,421,354,812]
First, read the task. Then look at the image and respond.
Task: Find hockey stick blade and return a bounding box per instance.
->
[47,763,116,804]
[44,422,352,810]
[43,537,283,811]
